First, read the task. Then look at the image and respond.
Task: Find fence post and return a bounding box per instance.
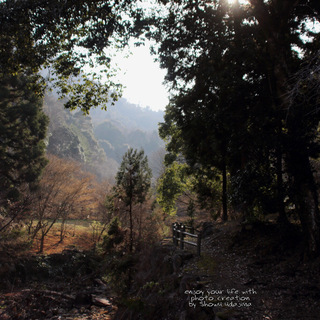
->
[180,224,185,250]
[176,223,179,246]
[172,223,176,245]
[176,223,180,246]
[197,232,202,256]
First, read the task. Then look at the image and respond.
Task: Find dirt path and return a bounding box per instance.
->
[2,221,320,319]
[180,221,320,320]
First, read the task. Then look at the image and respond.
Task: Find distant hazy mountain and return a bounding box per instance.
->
[94,120,164,164]
[90,96,165,168]
[43,93,165,179]
[43,94,119,179]
[90,97,164,132]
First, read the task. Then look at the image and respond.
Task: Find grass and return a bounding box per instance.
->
[27,219,97,254]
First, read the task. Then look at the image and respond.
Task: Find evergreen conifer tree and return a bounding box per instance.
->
[115,148,152,252]
[0,75,48,203]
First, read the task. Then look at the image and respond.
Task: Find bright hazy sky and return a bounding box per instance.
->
[109,1,319,112]
[112,42,169,112]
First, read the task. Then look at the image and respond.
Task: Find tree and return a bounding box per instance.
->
[152,0,276,221]
[148,0,320,254]
[0,0,146,234]
[0,74,48,205]
[0,0,145,113]
[30,155,92,253]
[156,161,190,216]
[115,148,152,252]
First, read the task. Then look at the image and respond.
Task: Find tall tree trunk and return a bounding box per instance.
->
[287,143,320,256]
[138,204,142,241]
[222,156,228,221]
[129,200,133,252]
[252,0,320,254]
[297,186,320,257]
[59,219,66,243]
[39,232,45,253]
[276,137,288,226]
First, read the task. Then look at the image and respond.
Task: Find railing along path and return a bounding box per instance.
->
[172,222,201,256]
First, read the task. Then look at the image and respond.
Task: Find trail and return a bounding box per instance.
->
[179,221,320,320]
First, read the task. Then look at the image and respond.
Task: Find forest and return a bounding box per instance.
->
[1,0,320,319]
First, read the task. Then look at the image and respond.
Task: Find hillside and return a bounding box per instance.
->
[93,120,164,165]
[90,97,165,173]
[90,97,164,132]
[43,94,119,179]
[43,94,165,179]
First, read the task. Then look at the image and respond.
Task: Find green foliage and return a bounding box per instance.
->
[229,164,278,218]
[90,220,103,244]
[121,297,144,312]
[156,158,225,218]
[115,148,152,206]
[103,253,135,295]
[186,199,195,227]
[115,148,152,251]
[192,166,223,214]
[156,162,189,215]
[0,75,48,202]
[158,105,184,166]
[153,0,276,217]
[102,217,125,252]
[44,93,117,177]
[150,1,320,250]
[0,0,141,113]
[142,281,159,290]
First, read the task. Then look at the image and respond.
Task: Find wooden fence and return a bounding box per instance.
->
[172,222,202,256]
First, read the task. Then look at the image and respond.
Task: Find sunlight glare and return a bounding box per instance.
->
[111,40,169,112]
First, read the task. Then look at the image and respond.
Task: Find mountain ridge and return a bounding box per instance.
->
[90,97,165,132]
[43,93,165,179]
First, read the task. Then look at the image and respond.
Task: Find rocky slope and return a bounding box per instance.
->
[43,93,165,179]
[44,93,118,178]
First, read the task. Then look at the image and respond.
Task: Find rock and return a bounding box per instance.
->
[57,308,66,314]
[175,249,194,260]
[172,251,194,273]
[92,296,112,307]
[241,222,254,231]
[216,310,237,319]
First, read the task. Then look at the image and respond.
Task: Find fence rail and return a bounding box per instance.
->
[172,222,201,256]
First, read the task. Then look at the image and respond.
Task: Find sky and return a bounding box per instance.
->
[111,0,248,112]
[105,1,319,113]
[111,42,169,112]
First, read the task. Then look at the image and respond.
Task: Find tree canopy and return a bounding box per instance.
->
[0,0,146,113]
[148,0,320,255]
[2,0,320,255]
[0,74,48,203]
